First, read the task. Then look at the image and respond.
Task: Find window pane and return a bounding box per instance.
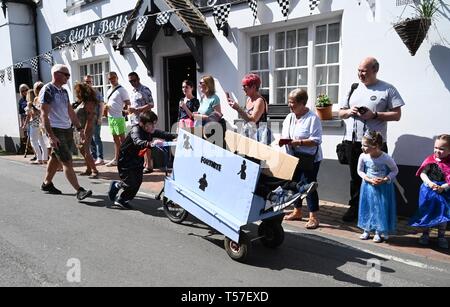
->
[327,44,339,63]
[316,86,327,97]
[260,35,269,51]
[260,53,269,70]
[251,37,259,53]
[287,30,296,48]
[275,51,284,68]
[328,66,339,84]
[298,28,308,46]
[298,68,308,86]
[261,71,269,88]
[261,89,270,103]
[286,50,296,67]
[297,48,307,66]
[316,25,327,44]
[328,85,339,104]
[316,67,327,86]
[251,54,259,70]
[277,89,286,104]
[276,71,286,87]
[276,32,285,49]
[328,23,340,43]
[287,70,297,87]
[315,45,326,65]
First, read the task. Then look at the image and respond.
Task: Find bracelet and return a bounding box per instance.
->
[300,140,303,146]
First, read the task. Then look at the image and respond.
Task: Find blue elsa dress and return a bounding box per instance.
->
[358,158,397,234]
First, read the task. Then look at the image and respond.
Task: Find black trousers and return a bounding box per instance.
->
[118,164,144,202]
[344,141,388,209]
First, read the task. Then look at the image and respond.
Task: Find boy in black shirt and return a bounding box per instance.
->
[108,111,177,209]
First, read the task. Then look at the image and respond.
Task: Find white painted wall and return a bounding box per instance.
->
[2,0,449,167]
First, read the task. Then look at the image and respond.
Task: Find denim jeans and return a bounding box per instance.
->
[90,124,103,160]
[293,161,321,213]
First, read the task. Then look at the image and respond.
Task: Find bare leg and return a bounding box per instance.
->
[44,154,60,185]
[61,160,81,191]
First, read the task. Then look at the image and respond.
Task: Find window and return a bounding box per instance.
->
[65,0,101,13]
[79,59,110,97]
[250,21,341,106]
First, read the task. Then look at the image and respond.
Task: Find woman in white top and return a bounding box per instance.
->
[280,89,323,229]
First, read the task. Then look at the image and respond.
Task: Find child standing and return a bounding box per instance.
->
[107,111,177,209]
[358,131,399,243]
[409,134,450,249]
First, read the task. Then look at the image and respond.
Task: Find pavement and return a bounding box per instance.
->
[3,154,450,264]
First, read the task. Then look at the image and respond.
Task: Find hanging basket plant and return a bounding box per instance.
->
[393,0,439,56]
[393,17,431,56]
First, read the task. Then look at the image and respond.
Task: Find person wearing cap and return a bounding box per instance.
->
[39,64,92,201]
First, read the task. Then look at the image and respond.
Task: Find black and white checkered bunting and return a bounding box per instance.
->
[30,57,39,73]
[42,51,54,66]
[95,35,104,45]
[72,43,78,55]
[82,38,91,55]
[366,0,376,19]
[7,67,12,81]
[213,3,231,32]
[247,0,258,22]
[309,0,320,13]
[156,11,172,26]
[0,70,5,83]
[277,0,290,18]
[14,62,23,69]
[136,16,148,40]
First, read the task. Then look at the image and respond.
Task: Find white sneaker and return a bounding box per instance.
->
[95,158,104,165]
[373,233,383,243]
[105,160,117,167]
[360,231,370,240]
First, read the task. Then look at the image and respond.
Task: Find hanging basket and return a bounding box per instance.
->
[393,17,431,56]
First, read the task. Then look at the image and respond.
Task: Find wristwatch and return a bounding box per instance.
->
[300,140,304,146]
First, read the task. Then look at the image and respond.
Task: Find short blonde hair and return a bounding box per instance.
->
[19,84,30,92]
[288,89,308,106]
[33,81,44,96]
[201,75,215,96]
[51,64,69,75]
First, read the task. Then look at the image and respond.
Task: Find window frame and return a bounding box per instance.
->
[79,58,111,100]
[248,17,342,110]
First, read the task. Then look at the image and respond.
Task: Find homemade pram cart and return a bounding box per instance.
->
[162,129,299,262]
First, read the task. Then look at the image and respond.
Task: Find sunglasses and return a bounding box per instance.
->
[129,79,138,84]
[57,71,71,78]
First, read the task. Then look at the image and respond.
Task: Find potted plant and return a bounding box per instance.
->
[315,94,333,120]
[393,0,440,56]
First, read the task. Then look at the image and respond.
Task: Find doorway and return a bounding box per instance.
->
[164,55,197,130]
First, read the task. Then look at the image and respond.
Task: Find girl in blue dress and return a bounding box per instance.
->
[409,134,450,249]
[357,131,399,243]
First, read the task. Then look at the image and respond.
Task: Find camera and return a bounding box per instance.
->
[357,106,369,115]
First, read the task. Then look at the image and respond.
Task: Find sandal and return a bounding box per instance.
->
[305,218,320,229]
[284,212,302,221]
[89,171,99,179]
[79,170,92,176]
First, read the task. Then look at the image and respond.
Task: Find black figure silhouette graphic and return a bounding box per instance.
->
[237,161,247,180]
[183,134,193,150]
[198,174,208,191]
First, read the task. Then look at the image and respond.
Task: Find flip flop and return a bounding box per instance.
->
[284,213,302,221]
[305,219,320,229]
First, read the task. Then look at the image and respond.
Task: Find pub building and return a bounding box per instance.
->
[1,0,449,217]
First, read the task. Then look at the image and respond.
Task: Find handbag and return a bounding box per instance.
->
[336,83,359,165]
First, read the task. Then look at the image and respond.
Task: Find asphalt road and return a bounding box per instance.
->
[0,157,449,287]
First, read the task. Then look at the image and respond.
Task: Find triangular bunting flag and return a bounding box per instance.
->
[277,0,290,19]
[82,38,91,55]
[42,51,54,66]
[14,62,23,69]
[309,0,321,14]
[0,70,5,83]
[7,67,12,81]
[213,3,231,32]
[72,43,78,55]
[95,35,104,45]
[366,0,376,19]
[156,11,172,26]
[247,0,258,22]
[136,16,148,40]
[30,57,39,73]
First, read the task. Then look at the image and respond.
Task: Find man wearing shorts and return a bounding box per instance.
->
[40,64,92,200]
[105,72,131,167]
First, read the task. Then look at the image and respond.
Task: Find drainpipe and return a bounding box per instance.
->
[31,3,41,81]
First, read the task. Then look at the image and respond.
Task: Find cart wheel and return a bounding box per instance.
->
[224,233,250,262]
[162,197,189,224]
[258,221,284,248]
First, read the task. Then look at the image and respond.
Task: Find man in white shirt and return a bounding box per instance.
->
[105,72,131,167]
[128,71,155,173]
